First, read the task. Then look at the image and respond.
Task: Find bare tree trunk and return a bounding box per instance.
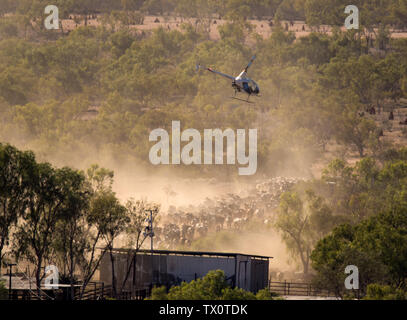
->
[69,239,75,300]
[132,254,138,295]
[0,239,4,273]
[357,144,364,157]
[79,238,106,299]
[109,247,117,298]
[35,258,42,299]
[119,251,138,296]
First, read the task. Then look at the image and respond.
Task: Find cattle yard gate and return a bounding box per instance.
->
[269,281,334,297]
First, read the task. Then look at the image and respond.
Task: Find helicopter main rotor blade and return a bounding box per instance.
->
[244,55,256,72]
[196,63,235,80]
[206,67,235,80]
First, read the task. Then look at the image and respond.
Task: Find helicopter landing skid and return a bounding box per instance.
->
[230,97,255,104]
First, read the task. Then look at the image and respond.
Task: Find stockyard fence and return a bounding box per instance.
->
[6,282,150,300]
[75,283,149,300]
[269,281,334,297]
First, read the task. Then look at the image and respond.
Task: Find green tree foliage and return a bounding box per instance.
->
[311,205,407,298]
[0,4,404,175]
[78,164,127,299]
[0,279,7,300]
[319,157,407,223]
[148,270,278,300]
[303,0,407,29]
[0,9,405,176]
[3,0,407,26]
[364,283,407,300]
[0,144,36,269]
[0,143,157,300]
[275,0,304,21]
[0,1,406,300]
[91,190,128,298]
[14,163,86,294]
[52,168,90,299]
[275,190,336,275]
[276,154,407,285]
[117,199,159,296]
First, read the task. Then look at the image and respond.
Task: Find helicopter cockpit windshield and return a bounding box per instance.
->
[248,80,259,94]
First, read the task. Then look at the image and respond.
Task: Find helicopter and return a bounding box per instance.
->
[196,55,260,102]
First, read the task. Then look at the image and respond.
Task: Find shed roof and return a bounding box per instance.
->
[106,248,272,260]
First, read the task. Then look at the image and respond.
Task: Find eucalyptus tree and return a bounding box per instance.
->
[118,199,160,296]
[78,164,128,299]
[89,190,128,298]
[0,143,36,270]
[275,190,335,275]
[14,162,74,295]
[52,168,91,300]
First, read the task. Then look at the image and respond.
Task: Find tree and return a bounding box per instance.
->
[78,164,117,299]
[69,0,101,26]
[391,0,407,29]
[118,199,160,297]
[0,144,35,270]
[275,191,311,275]
[364,284,407,300]
[148,270,278,300]
[14,163,71,296]
[140,0,171,15]
[175,0,198,21]
[318,158,407,224]
[90,190,127,298]
[310,224,388,298]
[0,278,7,300]
[275,0,304,21]
[335,111,378,158]
[0,65,35,105]
[275,190,336,275]
[52,168,91,300]
[311,206,407,298]
[110,30,135,58]
[304,0,345,28]
[0,2,406,181]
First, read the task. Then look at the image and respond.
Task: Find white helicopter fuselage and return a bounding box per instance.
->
[197,55,260,99]
[233,72,260,95]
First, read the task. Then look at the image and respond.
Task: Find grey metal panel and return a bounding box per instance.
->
[236,255,251,291]
[249,258,269,292]
[166,255,235,286]
[99,254,110,284]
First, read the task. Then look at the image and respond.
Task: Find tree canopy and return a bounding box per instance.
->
[148,270,278,300]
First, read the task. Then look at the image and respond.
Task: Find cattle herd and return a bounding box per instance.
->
[154,177,305,249]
